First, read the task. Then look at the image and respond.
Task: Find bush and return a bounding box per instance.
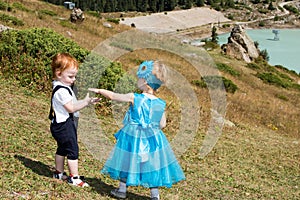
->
[216,63,240,76]
[0,13,24,26]
[258,21,265,27]
[203,41,219,50]
[94,61,137,115]
[246,62,261,70]
[0,28,89,92]
[107,18,120,24]
[12,2,30,12]
[0,1,8,10]
[39,9,57,16]
[260,49,269,61]
[256,72,291,88]
[192,76,238,93]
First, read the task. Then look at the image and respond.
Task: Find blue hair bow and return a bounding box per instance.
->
[136,60,162,90]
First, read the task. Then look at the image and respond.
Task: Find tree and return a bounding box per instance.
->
[136,0,148,12]
[211,26,219,44]
[196,0,204,7]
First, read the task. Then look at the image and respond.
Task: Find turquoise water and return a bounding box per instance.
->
[218,29,300,73]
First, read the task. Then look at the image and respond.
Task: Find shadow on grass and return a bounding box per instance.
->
[14,154,52,178]
[87,177,150,199]
[15,154,148,199]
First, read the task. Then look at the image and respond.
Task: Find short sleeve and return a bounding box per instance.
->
[54,88,73,105]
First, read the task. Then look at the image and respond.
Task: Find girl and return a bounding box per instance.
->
[49,53,99,187]
[89,60,185,199]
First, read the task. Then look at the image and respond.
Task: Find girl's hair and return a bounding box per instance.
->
[152,60,167,84]
[51,53,79,79]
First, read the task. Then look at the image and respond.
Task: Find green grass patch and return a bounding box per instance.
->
[0,13,24,26]
[216,62,240,76]
[12,2,30,12]
[39,9,58,16]
[256,72,291,88]
[192,76,238,93]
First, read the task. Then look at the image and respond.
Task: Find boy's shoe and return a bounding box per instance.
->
[110,189,126,199]
[67,175,89,187]
[150,198,159,200]
[53,171,68,181]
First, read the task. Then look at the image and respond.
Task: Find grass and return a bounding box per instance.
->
[1,76,299,199]
[1,0,300,199]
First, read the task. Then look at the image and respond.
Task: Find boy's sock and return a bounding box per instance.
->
[150,188,160,199]
[118,181,127,193]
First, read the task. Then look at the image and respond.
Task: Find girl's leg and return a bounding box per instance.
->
[118,180,127,193]
[150,187,160,199]
[110,179,127,199]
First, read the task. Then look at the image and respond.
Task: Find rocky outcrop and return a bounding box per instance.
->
[221,24,259,63]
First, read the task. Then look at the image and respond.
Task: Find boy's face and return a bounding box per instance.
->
[56,66,78,86]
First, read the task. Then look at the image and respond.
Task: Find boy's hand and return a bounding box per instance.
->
[84,93,101,105]
[90,97,101,104]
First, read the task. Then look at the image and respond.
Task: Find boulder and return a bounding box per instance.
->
[221,24,259,63]
[70,8,85,23]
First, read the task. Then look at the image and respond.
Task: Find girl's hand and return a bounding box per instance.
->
[88,88,101,94]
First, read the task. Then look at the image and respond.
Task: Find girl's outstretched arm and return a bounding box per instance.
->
[88,88,134,104]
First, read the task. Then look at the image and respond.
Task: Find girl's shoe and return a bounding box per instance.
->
[110,189,126,199]
[67,175,89,187]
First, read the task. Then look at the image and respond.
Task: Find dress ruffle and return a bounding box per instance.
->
[101,93,185,188]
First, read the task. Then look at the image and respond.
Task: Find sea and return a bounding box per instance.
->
[218,29,300,73]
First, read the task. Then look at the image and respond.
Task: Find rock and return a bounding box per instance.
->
[0,24,11,32]
[70,8,85,23]
[103,22,112,28]
[221,24,259,63]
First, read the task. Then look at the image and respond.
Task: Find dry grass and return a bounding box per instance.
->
[1,1,300,199]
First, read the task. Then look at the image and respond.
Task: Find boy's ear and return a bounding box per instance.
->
[55,70,61,78]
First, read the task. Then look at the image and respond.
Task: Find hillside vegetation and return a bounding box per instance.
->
[0,0,299,199]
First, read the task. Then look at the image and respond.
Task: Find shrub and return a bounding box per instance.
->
[260,49,269,61]
[216,63,240,76]
[0,1,8,10]
[246,62,261,70]
[39,9,57,16]
[0,13,24,26]
[93,61,137,115]
[12,2,30,12]
[107,18,120,24]
[256,72,291,88]
[203,41,219,50]
[258,21,265,27]
[0,28,89,92]
[192,76,238,93]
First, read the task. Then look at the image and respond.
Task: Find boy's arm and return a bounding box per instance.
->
[64,93,100,113]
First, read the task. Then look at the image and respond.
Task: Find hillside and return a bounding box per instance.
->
[0,0,300,199]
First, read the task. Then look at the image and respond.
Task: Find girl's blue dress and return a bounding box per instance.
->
[101,93,185,188]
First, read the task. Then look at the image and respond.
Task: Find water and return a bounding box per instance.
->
[218,29,300,73]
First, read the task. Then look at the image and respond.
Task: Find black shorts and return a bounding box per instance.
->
[50,117,79,160]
